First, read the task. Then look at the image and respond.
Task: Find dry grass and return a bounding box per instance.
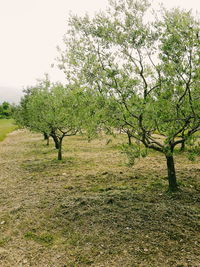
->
[0,130,199,266]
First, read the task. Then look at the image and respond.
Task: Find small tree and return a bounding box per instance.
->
[59,0,200,191]
[16,81,82,160]
[0,101,13,118]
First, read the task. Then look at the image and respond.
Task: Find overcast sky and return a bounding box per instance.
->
[0,0,199,103]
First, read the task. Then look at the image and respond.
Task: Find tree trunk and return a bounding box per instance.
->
[166,155,178,191]
[180,141,185,151]
[43,132,49,146]
[46,136,49,146]
[58,138,63,160]
[43,132,48,140]
[51,134,59,149]
[127,131,132,146]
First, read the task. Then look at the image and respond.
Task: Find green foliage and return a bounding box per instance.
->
[15,78,90,139]
[58,0,200,190]
[0,102,14,118]
[189,143,200,156]
[60,1,200,151]
[121,143,148,166]
[187,142,200,161]
[13,0,200,189]
[187,152,196,162]
[14,76,90,160]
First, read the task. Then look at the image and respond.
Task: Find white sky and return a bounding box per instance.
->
[0,0,199,103]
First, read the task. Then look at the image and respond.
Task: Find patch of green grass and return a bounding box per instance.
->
[0,237,11,247]
[147,180,166,190]
[24,231,54,245]
[90,184,131,193]
[22,156,76,173]
[0,119,17,141]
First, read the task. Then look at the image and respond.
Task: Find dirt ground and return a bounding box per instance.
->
[0,130,200,267]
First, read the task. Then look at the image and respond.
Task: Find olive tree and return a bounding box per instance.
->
[59,0,200,191]
[16,81,82,160]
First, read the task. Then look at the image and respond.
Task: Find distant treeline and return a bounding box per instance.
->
[0,102,14,118]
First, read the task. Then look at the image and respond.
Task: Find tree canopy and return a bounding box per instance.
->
[58,0,200,191]
[14,0,200,191]
[15,78,84,160]
[0,101,14,118]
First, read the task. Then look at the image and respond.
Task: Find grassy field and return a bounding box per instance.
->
[0,118,18,141]
[0,130,199,266]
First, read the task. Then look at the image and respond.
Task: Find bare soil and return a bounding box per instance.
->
[0,130,200,267]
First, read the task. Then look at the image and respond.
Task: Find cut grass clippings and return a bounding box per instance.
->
[0,130,199,266]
